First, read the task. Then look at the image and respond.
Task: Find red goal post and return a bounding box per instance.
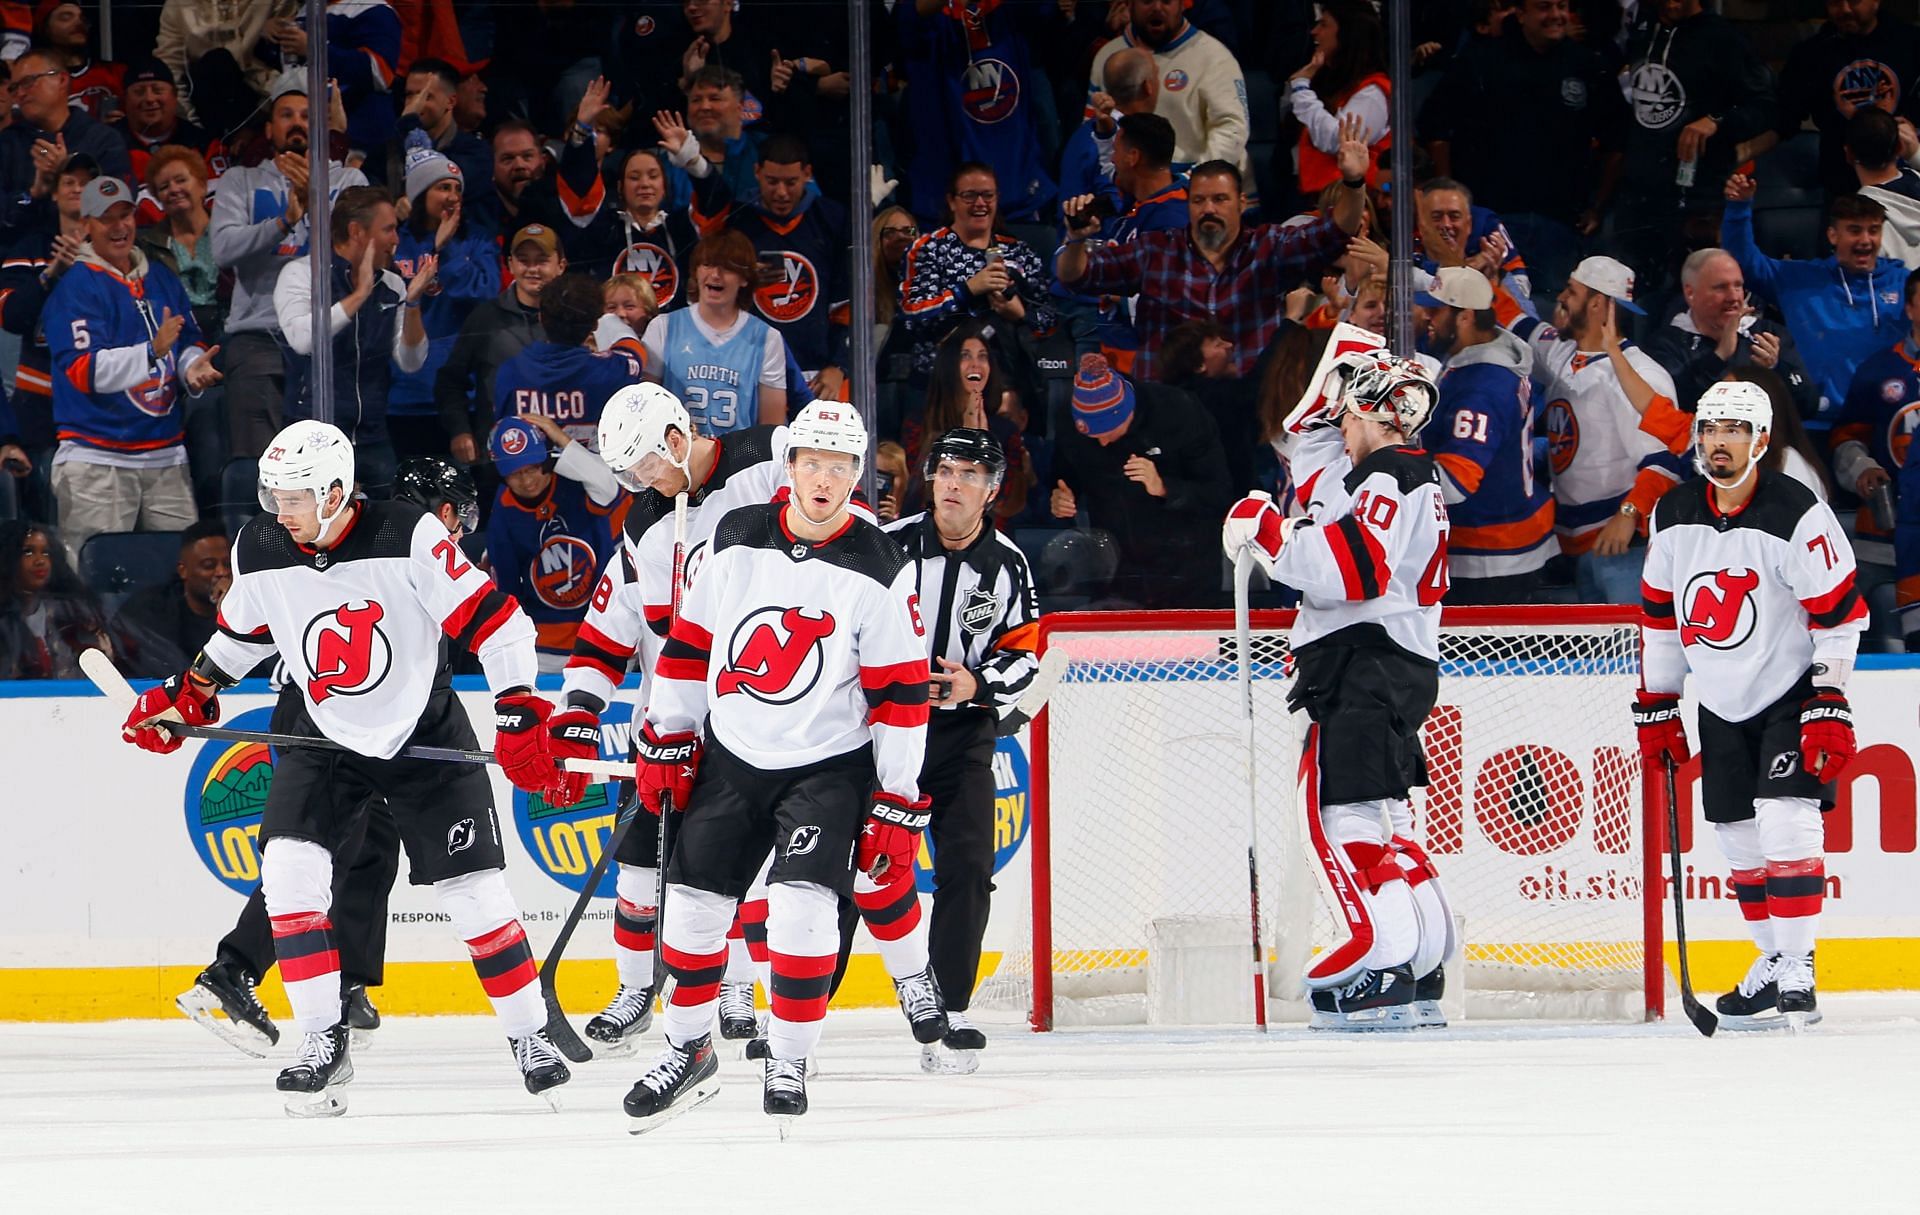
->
[996,606,1666,1031]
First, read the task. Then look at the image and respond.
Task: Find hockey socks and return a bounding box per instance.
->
[271,912,343,1034]
[658,885,736,1045]
[466,922,543,1037]
[1730,867,1776,953]
[853,865,929,979]
[766,881,839,1062]
[1766,859,1824,957]
[613,864,659,989]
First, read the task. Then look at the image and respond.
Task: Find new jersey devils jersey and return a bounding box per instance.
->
[204,500,538,758]
[1282,427,1447,662]
[644,502,931,801]
[1641,470,1867,721]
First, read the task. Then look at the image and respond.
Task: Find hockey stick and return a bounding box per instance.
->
[1232,548,1270,1031]
[1662,754,1718,1038]
[81,649,632,780]
[536,781,641,1063]
[652,487,691,998]
[999,647,1069,734]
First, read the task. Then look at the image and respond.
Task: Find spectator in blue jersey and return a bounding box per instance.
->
[641,229,789,435]
[896,0,1056,222]
[258,2,402,159]
[1721,173,1908,429]
[438,222,564,466]
[273,185,435,497]
[553,96,700,296]
[494,273,645,451]
[391,147,499,460]
[387,57,491,202]
[485,414,621,672]
[1415,178,1534,320]
[900,162,1056,381]
[660,65,762,208]
[1058,46,1158,214]
[44,177,222,560]
[1641,248,1820,423]
[1416,267,1557,604]
[1836,272,1920,641]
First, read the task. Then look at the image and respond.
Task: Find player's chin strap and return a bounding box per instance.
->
[1694,431,1766,491]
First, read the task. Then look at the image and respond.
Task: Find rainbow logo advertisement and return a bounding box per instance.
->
[513,701,634,897]
[182,707,278,893]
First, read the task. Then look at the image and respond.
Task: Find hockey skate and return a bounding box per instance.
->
[344,984,380,1046]
[624,1034,721,1134]
[1716,954,1784,1030]
[1309,965,1417,1032]
[1775,952,1821,1033]
[1411,964,1447,1030]
[176,958,279,1058]
[745,1026,822,1076]
[276,1024,353,1118]
[718,982,758,1040]
[509,1030,572,1109]
[920,1011,984,1075]
[763,1057,808,1139]
[585,984,655,1055]
[893,965,949,1044]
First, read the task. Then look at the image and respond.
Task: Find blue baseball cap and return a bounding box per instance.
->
[489,417,550,474]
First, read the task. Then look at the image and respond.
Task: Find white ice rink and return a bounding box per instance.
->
[4,1000,1917,1215]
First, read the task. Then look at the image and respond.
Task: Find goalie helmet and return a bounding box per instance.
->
[258,420,355,530]
[1337,355,1438,439]
[598,382,692,493]
[1691,379,1773,484]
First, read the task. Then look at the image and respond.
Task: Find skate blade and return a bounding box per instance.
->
[534,1087,565,1113]
[351,1028,376,1051]
[1718,1010,1787,1032]
[920,1043,981,1075]
[588,1034,640,1059]
[1410,1001,1448,1030]
[175,990,275,1059]
[1785,1009,1822,1034]
[625,1074,721,1136]
[1309,1006,1418,1033]
[282,1079,351,1119]
[773,1114,797,1141]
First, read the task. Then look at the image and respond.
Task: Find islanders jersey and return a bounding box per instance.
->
[487,471,620,658]
[1426,331,1556,578]
[647,308,780,436]
[693,189,850,374]
[493,340,647,452]
[1833,339,1920,554]
[44,255,207,457]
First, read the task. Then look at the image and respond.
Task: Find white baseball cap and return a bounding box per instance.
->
[1415,266,1494,310]
[79,176,135,219]
[1569,255,1646,315]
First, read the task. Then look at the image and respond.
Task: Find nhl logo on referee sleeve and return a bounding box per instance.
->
[958,588,1000,635]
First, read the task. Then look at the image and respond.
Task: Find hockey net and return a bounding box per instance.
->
[974,607,1665,1028]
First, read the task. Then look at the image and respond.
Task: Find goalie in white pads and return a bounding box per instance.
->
[1635,381,1865,1031]
[1222,355,1457,1030]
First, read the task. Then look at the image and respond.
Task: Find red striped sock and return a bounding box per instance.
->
[272,911,341,1033]
[1766,858,1823,956]
[467,920,543,1037]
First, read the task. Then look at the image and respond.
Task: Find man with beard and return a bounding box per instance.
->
[212,77,368,459]
[1772,0,1920,201]
[1057,136,1369,382]
[467,119,564,241]
[659,65,761,207]
[106,59,225,226]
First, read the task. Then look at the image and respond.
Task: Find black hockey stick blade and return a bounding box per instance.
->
[538,786,643,1063]
[1663,756,1718,1038]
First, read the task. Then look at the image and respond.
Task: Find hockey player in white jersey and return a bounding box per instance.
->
[1223,355,1457,1030]
[120,422,597,1115]
[621,401,933,1132]
[1636,381,1865,1031]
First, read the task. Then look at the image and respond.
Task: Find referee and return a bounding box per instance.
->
[885,429,1040,1068]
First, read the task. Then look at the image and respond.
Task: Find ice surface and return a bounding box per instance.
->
[3,999,1917,1215]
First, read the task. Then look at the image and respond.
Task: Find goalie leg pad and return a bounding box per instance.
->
[1391,836,1456,983]
[1301,761,1419,987]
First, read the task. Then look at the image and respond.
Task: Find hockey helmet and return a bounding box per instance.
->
[258,420,355,532]
[923,426,1007,489]
[1336,355,1438,439]
[599,382,693,493]
[785,401,868,470]
[1692,379,1773,483]
[489,417,551,475]
[393,456,480,533]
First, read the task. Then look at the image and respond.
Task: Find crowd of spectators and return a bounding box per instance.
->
[11,0,1920,683]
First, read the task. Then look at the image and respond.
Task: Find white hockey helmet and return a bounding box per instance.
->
[785,401,869,470]
[1337,355,1438,439]
[599,382,694,493]
[258,419,355,531]
[1692,379,1773,484]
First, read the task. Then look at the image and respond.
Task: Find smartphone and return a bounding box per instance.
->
[876,468,896,501]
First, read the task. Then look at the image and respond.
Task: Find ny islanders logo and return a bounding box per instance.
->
[182,707,277,893]
[1680,568,1760,649]
[718,607,836,704]
[1543,400,1579,474]
[303,601,392,702]
[1833,58,1899,118]
[961,59,1020,124]
[1629,62,1685,129]
[754,251,820,324]
[531,534,600,611]
[619,240,682,307]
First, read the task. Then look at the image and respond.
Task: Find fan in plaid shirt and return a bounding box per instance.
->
[1058,116,1376,382]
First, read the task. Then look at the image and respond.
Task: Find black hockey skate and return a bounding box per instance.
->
[1309,965,1417,1032]
[1411,965,1448,1030]
[276,1023,353,1118]
[344,984,380,1039]
[176,957,279,1057]
[920,1010,984,1075]
[1716,954,1783,1030]
[510,1030,572,1109]
[585,984,654,1054]
[745,1026,822,1076]
[1774,952,1821,1032]
[892,965,949,1044]
[764,1057,808,1138]
[624,1034,721,1134]
[719,982,758,1040]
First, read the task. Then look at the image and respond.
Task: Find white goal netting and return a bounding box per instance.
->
[974,609,1661,1027]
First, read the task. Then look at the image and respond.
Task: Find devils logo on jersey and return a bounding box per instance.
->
[718,607,836,703]
[753,251,819,325]
[1543,400,1578,474]
[1680,568,1760,649]
[532,534,600,611]
[961,59,1020,124]
[303,600,393,703]
[618,241,681,308]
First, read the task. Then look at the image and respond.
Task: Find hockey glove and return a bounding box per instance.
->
[636,723,701,816]
[859,791,932,881]
[494,693,570,797]
[1221,492,1304,571]
[122,672,218,754]
[545,708,601,807]
[1799,692,1856,782]
[1631,692,1690,766]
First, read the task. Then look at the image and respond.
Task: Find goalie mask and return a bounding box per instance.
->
[1336,355,1438,440]
[1692,380,1772,489]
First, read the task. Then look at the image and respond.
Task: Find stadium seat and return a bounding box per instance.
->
[78,531,182,597]
[218,457,259,538]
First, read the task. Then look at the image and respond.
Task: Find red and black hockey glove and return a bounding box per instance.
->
[1221,492,1287,567]
[1632,691,1689,766]
[635,723,701,816]
[122,672,219,754]
[494,692,571,797]
[544,707,601,807]
[1799,691,1856,782]
[859,791,932,881]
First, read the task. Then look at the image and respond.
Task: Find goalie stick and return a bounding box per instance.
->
[1233,549,1270,1031]
[1662,755,1717,1038]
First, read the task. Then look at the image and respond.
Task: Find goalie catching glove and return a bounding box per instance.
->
[1799,692,1855,781]
[1221,491,1308,571]
[1632,692,1689,766]
[859,791,931,880]
[122,671,219,754]
[636,723,701,815]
